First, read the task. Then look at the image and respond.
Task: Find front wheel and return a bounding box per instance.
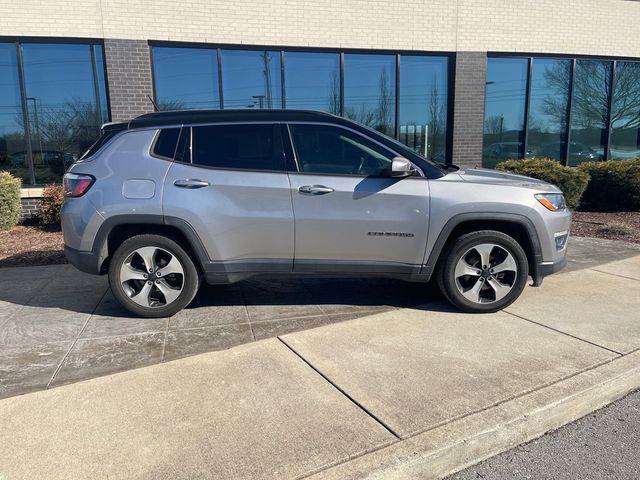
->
[437,230,529,313]
[108,234,200,318]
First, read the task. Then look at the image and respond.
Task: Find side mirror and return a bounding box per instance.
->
[390,156,415,178]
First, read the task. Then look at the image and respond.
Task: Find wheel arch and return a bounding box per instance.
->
[423,213,544,284]
[91,215,210,274]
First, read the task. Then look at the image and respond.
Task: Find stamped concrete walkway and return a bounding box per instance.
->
[0,237,639,479]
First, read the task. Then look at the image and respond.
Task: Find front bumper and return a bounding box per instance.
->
[531,253,567,287]
[64,245,102,275]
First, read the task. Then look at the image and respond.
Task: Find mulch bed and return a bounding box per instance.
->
[571,212,640,244]
[0,212,639,268]
[0,225,66,268]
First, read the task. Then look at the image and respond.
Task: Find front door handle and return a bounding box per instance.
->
[174,179,210,189]
[298,185,334,195]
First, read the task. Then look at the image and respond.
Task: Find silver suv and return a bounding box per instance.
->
[62,110,570,318]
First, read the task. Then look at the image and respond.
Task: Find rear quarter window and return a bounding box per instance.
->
[151,128,181,160]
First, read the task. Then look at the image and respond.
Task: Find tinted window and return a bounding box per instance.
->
[152,47,220,110]
[221,50,282,109]
[21,43,109,184]
[344,54,396,137]
[284,52,340,113]
[0,43,29,184]
[528,58,572,162]
[192,124,281,171]
[152,128,180,159]
[482,57,528,168]
[399,55,449,162]
[568,60,611,166]
[610,61,640,160]
[289,124,394,176]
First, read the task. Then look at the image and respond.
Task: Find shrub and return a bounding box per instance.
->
[0,171,21,231]
[578,159,640,211]
[496,158,589,209]
[40,183,65,224]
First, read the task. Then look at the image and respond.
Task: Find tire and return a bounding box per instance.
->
[108,234,200,318]
[437,230,529,313]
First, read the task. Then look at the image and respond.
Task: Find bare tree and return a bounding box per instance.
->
[327,71,340,115]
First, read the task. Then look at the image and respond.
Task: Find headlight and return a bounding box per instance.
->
[535,193,567,212]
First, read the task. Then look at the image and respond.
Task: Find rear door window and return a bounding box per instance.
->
[191,124,283,171]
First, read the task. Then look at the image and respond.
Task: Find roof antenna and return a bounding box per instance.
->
[147,94,159,112]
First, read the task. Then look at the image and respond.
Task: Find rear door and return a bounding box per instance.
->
[162,123,294,274]
[285,123,430,274]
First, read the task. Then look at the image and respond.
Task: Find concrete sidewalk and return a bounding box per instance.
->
[1,248,639,479]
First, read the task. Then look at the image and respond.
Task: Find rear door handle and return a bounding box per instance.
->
[298,185,334,195]
[174,179,210,189]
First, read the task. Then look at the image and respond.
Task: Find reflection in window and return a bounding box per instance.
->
[568,60,611,166]
[527,58,572,162]
[152,47,219,110]
[22,43,109,184]
[284,52,340,113]
[610,62,640,160]
[398,56,448,162]
[0,43,29,184]
[221,50,282,109]
[192,124,280,171]
[482,57,528,168]
[344,54,396,137]
[289,123,393,176]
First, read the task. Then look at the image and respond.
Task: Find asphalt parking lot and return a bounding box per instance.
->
[1,236,639,400]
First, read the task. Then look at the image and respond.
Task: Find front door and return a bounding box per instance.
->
[163,123,294,275]
[286,123,430,274]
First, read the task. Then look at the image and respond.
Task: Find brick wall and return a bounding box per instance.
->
[104,39,155,122]
[451,52,487,168]
[20,197,41,222]
[2,1,639,58]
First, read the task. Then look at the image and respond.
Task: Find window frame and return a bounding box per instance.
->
[184,121,287,173]
[284,121,424,178]
[0,37,111,186]
[485,52,638,165]
[148,41,455,164]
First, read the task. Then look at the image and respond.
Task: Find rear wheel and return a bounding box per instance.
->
[437,230,529,313]
[108,234,200,318]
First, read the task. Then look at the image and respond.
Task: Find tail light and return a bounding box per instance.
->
[63,173,95,197]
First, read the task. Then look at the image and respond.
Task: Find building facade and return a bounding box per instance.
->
[1,0,640,212]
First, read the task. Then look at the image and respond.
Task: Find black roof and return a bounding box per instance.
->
[125,109,344,129]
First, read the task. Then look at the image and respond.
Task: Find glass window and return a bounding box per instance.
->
[284,52,340,113]
[399,56,448,162]
[221,50,282,109]
[527,58,572,162]
[21,43,109,184]
[192,124,281,171]
[152,47,219,110]
[289,123,394,176]
[152,128,180,159]
[567,60,611,166]
[0,43,29,184]
[482,57,528,168]
[610,61,640,160]
[344,54,396,137]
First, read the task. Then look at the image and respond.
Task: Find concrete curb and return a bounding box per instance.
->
[307,350,640,480]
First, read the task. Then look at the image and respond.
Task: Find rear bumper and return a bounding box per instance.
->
[64,245,102,275]
[532,253,567,287]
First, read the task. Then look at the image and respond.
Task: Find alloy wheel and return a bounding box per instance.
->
[453,243,518,304]
[119,246,185,308]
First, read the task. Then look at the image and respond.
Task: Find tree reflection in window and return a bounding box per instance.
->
[610,62,640,160]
